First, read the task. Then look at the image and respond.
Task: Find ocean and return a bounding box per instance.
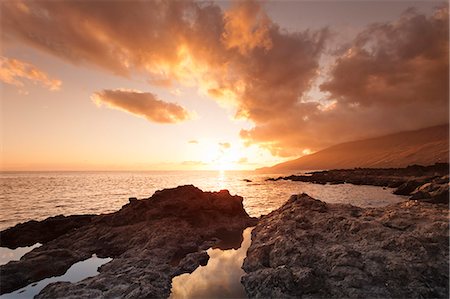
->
[0,170,406,231]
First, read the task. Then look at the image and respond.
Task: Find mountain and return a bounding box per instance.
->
[259,124,449,173]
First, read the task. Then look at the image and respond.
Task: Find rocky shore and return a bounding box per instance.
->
[0,185,257,297]
[267,163,449,203]
[242,194,449,298]
[1,181,448,298]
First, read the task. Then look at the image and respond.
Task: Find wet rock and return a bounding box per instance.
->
[242,194,449,298]
[0,185,257,297]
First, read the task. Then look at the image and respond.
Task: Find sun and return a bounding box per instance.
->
[213,150,241,171]
[196,141,245,171]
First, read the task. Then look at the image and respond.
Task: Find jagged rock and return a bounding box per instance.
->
[1,214,95,248]
[410,175,449,203]
[173,251,209,276]
[266,163,449,203]
[393,180,423,195]
[0,185,257,297]
[242,194,449,298]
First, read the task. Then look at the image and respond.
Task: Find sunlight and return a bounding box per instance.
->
[195,141,241,171]
[217,169,226,190]
[214,147,243,171]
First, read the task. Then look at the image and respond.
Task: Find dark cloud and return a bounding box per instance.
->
[241,5,449,156]
[92,89,192,124]
[321,7,448,108]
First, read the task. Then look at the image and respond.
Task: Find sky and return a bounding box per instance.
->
[1,0,448,171]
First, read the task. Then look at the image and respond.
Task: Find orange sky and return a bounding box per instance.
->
[1,0,448,171]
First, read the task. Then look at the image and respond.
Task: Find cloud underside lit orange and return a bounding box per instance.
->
[92,89,191,124]
[0,56,61,91]
[2,1,448,157]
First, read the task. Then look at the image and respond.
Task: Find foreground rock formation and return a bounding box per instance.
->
[268,163,449,203]
[0,185,257,297]
[242,194,449,298]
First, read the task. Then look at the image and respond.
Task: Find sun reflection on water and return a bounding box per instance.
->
[217,170,226,190]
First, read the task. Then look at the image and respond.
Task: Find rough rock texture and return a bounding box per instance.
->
[1,214,95,248]
[268,163,449,203]
[0,185,257,297]
[409,175,449,204]
[242,194,449,298]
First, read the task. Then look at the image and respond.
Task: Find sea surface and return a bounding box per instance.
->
[0,170,406,231]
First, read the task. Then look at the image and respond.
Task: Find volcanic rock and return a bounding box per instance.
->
[267,163,449,203]
[1,214,95,249]
[410,175,449,204]
[242,194,449,298]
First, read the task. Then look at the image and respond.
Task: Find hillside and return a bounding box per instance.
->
[259,124,449,173]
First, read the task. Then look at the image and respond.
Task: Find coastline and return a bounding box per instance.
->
[0,186,256,297]
[0,164,448,298]
[267,163,449,204]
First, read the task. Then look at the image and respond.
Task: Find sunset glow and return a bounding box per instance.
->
[1,0,448,171]
[1,2,449,297]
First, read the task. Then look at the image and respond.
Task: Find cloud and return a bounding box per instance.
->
[0,56,61,91]
[218,142,231,149]
[222,1,272,55]
[241,5,449,156]
[2,1,447,156]
[321,7,448,108]
[188,140,199,144]
[0,0,326,123]
[91,89,192,124]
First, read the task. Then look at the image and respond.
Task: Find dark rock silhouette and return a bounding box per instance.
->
[1,214,95,249]
[242,194,449,298]
[267,163,449,203]
[0,185,257,297]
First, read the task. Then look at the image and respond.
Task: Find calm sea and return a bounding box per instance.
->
[0,171,406,231]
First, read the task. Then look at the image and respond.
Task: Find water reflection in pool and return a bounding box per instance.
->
[0,243,41,266]
[1,254,112,299]
[170,227,253,299]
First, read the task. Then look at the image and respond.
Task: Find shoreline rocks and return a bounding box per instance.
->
[267,163,449,204]
[1,214,95,249]
[242,194,449,298]
[0,185,257,297]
